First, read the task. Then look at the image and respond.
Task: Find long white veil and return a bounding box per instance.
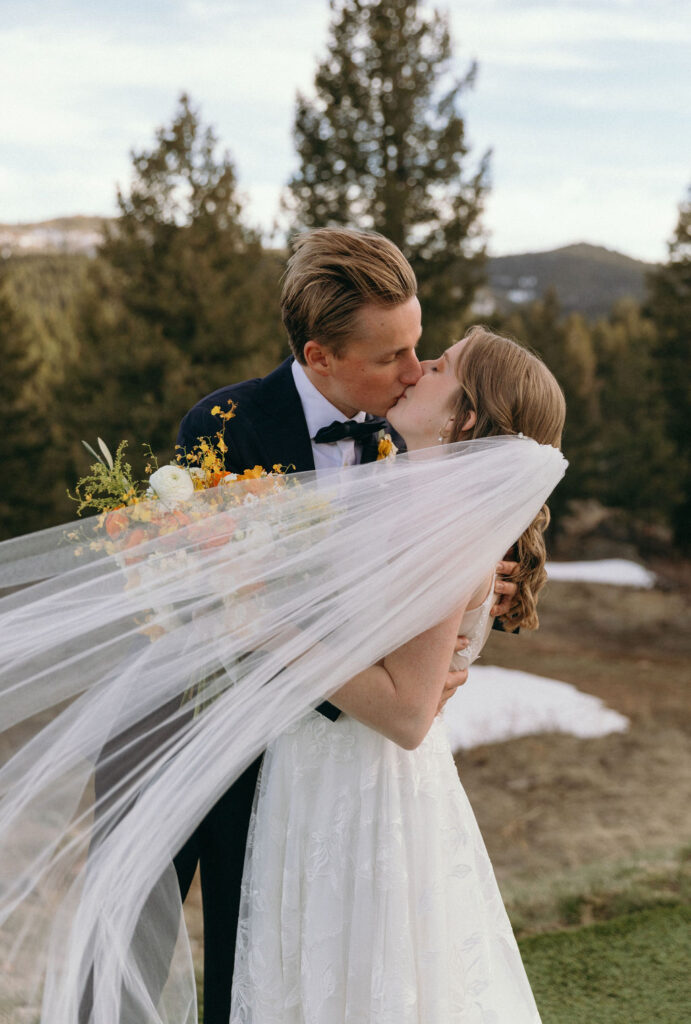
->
[0,437,566,1023]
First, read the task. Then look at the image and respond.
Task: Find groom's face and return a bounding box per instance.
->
[317,296,423,417]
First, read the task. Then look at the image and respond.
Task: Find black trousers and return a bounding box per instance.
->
[173,756,262,1024]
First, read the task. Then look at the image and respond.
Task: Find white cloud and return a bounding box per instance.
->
[484,171,681,261]
[449,0,691,51]
[0,1,687,261]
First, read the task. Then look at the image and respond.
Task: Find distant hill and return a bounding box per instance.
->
[0,221,656,320]
[485,243,656,320]
[0,215,107,257]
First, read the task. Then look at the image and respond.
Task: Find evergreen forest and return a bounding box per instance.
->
[1,0,688,553]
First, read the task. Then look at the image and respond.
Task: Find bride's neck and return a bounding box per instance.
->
[402,433,440,453]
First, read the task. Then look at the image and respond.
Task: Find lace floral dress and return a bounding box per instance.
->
[230,588,542,1023]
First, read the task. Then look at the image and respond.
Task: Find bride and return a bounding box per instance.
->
[230,326,565,1023]
[0,328,565,1023]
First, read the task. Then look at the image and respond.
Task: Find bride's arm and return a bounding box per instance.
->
[328,603,467,750]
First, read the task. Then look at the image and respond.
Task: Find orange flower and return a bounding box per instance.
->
[122,527,149,550]
[187,516,237,551]
[105,508,129,538]
[155,509,191,534]
[211,471,235,487]
[235,465,276,496]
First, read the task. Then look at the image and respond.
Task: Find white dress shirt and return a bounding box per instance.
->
[291,360,367,471]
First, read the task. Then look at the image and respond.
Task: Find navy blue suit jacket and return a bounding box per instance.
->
[176,356,408,720]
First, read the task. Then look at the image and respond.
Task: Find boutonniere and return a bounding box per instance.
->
[376,433,398,462]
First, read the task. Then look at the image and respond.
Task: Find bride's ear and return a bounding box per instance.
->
[452,410,476,438]
[441,409,474,443]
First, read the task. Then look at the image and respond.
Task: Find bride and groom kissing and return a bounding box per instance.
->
[171,227,565,1023]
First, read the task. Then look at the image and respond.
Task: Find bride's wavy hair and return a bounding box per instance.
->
[448,325,566,631]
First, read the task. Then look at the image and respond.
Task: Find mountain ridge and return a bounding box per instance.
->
[0,218,655,319]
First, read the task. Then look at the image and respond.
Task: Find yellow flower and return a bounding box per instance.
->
[211,405,222,416]
[377,435,398,460]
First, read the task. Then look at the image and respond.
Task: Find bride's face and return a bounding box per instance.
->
[387,337,470,448]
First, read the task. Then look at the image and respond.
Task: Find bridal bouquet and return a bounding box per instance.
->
[69,401,306,561]
[69,402,338,708]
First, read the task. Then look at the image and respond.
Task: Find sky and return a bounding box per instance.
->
[1,0,689,262]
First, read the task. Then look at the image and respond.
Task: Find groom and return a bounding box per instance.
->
[174,227,518,1023]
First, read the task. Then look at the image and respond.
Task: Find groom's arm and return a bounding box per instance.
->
[176,392,342,724]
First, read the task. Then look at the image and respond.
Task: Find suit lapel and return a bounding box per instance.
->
[254,358,315,473]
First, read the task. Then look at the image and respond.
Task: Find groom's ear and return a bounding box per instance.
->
[304,340,334,378]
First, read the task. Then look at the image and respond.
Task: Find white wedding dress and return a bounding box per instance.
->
[230,584,541,1024]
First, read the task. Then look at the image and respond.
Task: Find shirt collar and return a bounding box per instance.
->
[291,360,366,439]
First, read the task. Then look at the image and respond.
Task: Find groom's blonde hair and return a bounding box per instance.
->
[281,227,417,362]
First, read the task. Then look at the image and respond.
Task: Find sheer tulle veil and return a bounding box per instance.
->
[0,436,566,1023]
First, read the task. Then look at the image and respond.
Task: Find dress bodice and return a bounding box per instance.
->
[449,579,495,671]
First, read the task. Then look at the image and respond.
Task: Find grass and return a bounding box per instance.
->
[520,905,691,1024]
[503,843,691,936]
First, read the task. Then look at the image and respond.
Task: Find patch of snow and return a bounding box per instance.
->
[442,665,629,751]
[546,558,656,588]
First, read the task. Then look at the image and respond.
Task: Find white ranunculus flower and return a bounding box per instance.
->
[149,465,195,505]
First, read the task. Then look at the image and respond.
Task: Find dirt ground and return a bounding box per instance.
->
[455,566,691,932]
[181,567,691,954]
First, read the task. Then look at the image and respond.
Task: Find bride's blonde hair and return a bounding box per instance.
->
[448,325,566,630]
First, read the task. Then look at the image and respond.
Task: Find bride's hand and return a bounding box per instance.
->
[436,636,469,714]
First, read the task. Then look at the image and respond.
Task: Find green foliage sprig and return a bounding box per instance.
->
[68,439,147,516]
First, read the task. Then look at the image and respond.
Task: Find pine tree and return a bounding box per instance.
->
[499,290,601,521]
[593,300,680,524]
[285,0,489,353]
[70,94,284,467]
[645,187,691,547]
[0,267,52,539]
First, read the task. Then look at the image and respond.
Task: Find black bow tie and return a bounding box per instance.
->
[313,417,388,445]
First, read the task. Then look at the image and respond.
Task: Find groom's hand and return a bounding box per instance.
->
[437,636,470,713]
[491,560,520,619]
